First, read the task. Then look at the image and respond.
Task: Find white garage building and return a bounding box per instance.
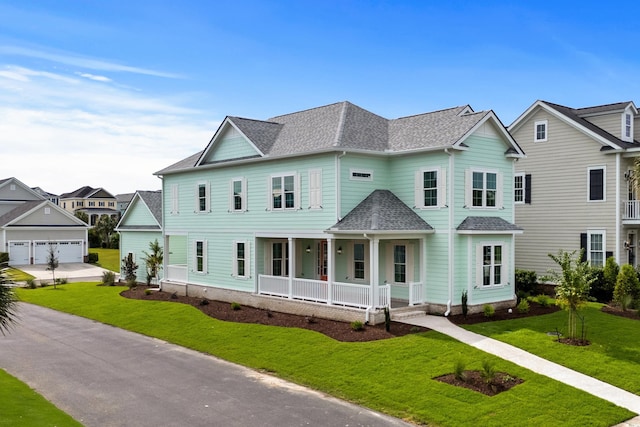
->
[0,178,89,265]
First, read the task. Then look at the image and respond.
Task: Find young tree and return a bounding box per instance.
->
[614,264,640,310]
[74,210,89,224]
[46,243,59,289]
[122,253,139,288]
[0,265,17,335]
[547,249,595,340]
[95,214,118,248]
[141,239,163,286]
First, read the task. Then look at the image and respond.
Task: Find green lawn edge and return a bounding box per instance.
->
[0,368,82,427]
[88,248,120,272]
[464,302,640,394]
[14,284,634,427]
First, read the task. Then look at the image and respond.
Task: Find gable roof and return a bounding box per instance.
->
[509,100,637,150]
[116,190,162,230]
[328,190,433,234]
[60,186,115,199]
[0,200,88,228]
[158,101,523,175]
[0,177,46,201]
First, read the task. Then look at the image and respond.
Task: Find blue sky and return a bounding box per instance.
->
[2,0,640,195]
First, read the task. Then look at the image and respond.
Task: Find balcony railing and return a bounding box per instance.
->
[623,200,640,220]
[258,275,390,309]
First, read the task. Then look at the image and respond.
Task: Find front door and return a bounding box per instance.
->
[318,240,328,281]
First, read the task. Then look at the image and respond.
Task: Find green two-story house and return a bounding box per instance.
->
[156,101,524,323]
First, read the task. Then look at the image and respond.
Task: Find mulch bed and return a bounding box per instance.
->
[434,371,524,396]
[601,304,640,320]
[447,302,561,325]
[120,286,429,342]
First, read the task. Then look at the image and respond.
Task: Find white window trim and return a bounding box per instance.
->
[587,229,606,267]
[195,181,211,213]
[622,111,634,142]
[386,241,413,286]
[171,184,179,215]
[193,240,208,274]
[414,167,446,209]
[349,168,373,181]
[232,240,250,279]
[475,241,508,288]
[514,172,525,204]
[266,239,289,276]
[308,169,323,209]
[534,120,548,142]
[347,240,369,282]
[268,172,300,211]
[229,177,247,213]
[587,166,606,202]
[465,168,503,209]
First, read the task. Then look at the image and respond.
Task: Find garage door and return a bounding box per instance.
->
[34,241,83,264]
[8,241,30,265]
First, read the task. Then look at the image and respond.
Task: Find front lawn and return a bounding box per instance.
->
[464,302,640,394]
[0,369,82,427]
[88,248,120,272]
[5,267,35,282]
[15,283,633,427]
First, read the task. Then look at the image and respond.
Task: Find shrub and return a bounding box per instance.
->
[589,264,611,303]
[461,290,468,318]
[533,294,552,307]
[0,252,8,264]
[127,279,137,289]
[483,304,495,318]
[614,264,640,309]
[453,359,467,382]
[350,320,364,331]
[480,360,497,384]
[26,279,36,289]
[56,278,68,285]
[199,298,209,306]
[39,281,48,287]
[517,299,530,313]
[144,289,152,296]
[101,271,116,286]
[231,302,241,311]
[515,269,537,296]
[87,253,99,264]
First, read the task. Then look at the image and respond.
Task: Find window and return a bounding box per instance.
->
[230,178,246,212]
[350,169,373,181]
[77,201,84,207]
[514,173,524,203]
[623,113,633,141]
[393,245,406,283]
[534,120,548,142]
[415,168,445,208]
[108,202,114,207]
[196,182,210,212]
[309,169,322,209]
[99,201,105,207]
[233,241,250,278]
[482,245,503,286]
[194,240,207,273]
[472,171,497,207]
[588,231,605,267]
[89,201,95,207]
[354,243,365,280]
[272,242,289,276]
[588,167,605,201]
[270,174,297,210]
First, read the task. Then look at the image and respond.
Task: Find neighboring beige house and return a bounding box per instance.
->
[59,186,119,226]
[0,177,90,265]
[509,100,640,275]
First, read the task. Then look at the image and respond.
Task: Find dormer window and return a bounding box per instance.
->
[534,120,548,142]
[623,112,634,142]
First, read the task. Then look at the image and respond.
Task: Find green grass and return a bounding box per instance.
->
[88,248,120,272]
[15,283,633,427]
[0,368,82,427]
[5,267,35,282]
[464,302,640,394]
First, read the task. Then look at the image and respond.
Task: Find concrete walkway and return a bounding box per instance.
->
[401,315,640,425]
[11,263,115,284]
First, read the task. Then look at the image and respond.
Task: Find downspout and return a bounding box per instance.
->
[616,152,621,264]
[336,151,347,222]
[444,148,454,316]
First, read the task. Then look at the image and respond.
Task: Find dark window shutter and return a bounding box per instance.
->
[580,233,588,262]
[606,251,613,260]
[589,169,604,201]
[525,174,532,204]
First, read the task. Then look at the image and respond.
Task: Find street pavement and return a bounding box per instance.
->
[0,303,411,427]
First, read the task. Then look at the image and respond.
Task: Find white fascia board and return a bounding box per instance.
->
[455,111,526,157]
[195,118,265,168]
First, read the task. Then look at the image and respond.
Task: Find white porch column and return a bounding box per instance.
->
[370,237,380,307]
[288,237,293,299]
[327,238,333,305]
[421,236,427,302]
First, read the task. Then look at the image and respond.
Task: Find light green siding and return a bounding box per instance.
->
[121,198,157,226]
[203,126,260,163]
[119,231,163,283]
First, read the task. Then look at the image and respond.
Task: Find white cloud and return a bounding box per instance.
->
[76,72,112,82]
[0,65,215,195]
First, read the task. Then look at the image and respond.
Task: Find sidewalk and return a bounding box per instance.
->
[401,315,640,425]
[11,263,116,284]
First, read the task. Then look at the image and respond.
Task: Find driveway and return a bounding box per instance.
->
[11,263,114,284]
[0,303,411,427]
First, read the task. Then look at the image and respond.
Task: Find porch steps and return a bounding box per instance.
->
[390,308,426,321]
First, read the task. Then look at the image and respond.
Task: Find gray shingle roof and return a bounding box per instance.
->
[159,101,515,174]
[137,190,162,225]
[456,216,522,232]
[0,201,43,226]
[543,101,637,149]
[329,190,433,232]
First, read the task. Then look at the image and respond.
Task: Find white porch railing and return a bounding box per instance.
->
[258,275,389,310]
[409,282,424,306]
[166,264,187,282]
[623,200,640,220]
